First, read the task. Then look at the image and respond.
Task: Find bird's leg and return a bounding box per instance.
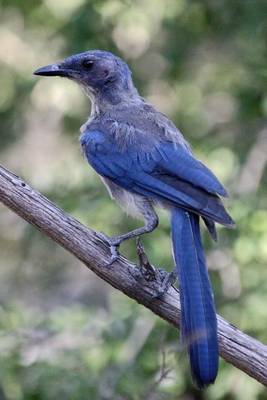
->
[98,209,158,265]
[99,211,176,296]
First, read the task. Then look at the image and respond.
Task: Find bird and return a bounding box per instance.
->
[34,50,235,388]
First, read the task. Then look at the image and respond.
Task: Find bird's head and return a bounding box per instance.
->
[34,50,137,106]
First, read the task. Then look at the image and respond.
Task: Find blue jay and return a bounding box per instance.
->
[34,50,235,388]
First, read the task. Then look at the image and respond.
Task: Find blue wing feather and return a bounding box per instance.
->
[81,129,234,227]
[152,143,228,197]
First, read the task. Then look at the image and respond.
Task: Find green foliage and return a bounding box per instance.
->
[0,0,267,398]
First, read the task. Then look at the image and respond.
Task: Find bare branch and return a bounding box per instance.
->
[0,164,266,386]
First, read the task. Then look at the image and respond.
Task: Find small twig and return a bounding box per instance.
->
[144,336,173,400]
[154,337,172,387]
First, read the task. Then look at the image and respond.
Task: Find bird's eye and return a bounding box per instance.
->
[82,59,94,70]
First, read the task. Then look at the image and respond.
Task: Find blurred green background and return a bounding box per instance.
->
[0,0,267,399]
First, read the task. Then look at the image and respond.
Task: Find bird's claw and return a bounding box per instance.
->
[151,270,177,299]
[109,244,120,265]
[136,237,177,298]
[98,232,121,265]
[136,237,156,281]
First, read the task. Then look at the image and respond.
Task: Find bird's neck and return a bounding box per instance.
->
[84,85,142,116]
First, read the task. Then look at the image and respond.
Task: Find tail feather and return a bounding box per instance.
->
[171,208,218,388]
[203,217,218,242]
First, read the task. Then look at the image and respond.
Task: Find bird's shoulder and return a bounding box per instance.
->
[80,101,190,152]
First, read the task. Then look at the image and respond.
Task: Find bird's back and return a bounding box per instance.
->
[82,100,191,153]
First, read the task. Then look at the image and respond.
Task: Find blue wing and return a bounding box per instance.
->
[81,129,234,227]
[149,142,228,197]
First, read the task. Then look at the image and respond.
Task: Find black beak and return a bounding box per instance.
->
[34,63,70,77]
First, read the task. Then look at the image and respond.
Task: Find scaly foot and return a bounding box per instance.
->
[98,232,122,265]
[152,270,177,299]
[136,237,156,281]
[136,238,177,298]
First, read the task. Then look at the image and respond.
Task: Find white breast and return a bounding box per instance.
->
[100,177,145,219]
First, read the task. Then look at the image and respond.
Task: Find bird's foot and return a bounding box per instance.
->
[136,238,177,298]
[136,237,157,281]
[98,232,121,265]
[152,269,177,299]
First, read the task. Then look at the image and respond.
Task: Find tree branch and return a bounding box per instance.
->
[0,164,266,386]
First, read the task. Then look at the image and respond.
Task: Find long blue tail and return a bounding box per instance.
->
[171,208,218,388]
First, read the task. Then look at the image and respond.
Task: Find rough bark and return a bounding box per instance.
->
[0,164,266,386]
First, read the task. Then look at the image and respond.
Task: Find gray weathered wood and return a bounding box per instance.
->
[0,164,266,386]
